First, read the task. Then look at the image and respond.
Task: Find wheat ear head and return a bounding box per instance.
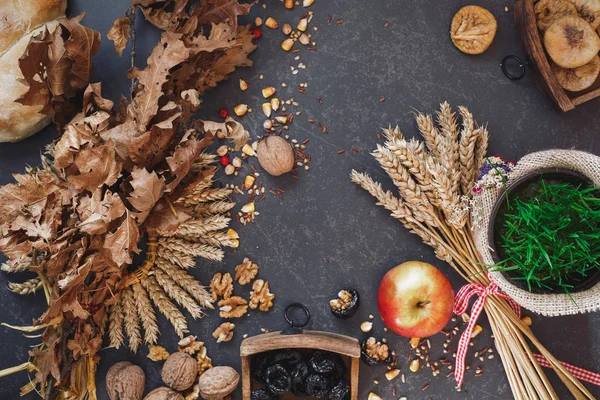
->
[132,282,159,344]
[8,278,42,295]
[142,275,188,338]
[415,113,441,156]
[169,215,230,237]
[108,301,124,349]
[152,267,204,319]
[192,201,236,217]
[381,125,403,141]
[158,237,224,261]
[458,106,480,195]
[121,287,142,353]
[157,246,196,269]
[155,257,214,308]
[475,125,489,171]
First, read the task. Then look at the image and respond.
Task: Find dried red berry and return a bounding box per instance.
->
[220,156,230,166]
[219,108,229,119]
[251,28,262,38]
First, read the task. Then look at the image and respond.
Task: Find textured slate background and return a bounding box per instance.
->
[1,0,600,399]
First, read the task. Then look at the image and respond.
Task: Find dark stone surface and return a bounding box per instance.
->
[1,0,600,399]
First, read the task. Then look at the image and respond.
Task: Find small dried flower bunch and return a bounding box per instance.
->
[472,155,514,194]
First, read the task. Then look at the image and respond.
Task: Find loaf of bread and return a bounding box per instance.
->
[0,0,67,143]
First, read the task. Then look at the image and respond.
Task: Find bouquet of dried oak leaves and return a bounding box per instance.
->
[0,1,259,398]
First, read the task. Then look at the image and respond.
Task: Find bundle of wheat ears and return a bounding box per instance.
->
[351,103,593,399]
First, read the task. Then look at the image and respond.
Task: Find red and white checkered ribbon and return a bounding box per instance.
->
[452,280,521,388]
[453,278,600,388]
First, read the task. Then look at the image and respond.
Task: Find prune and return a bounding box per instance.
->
[251,389,276,400]
[329,288,360,319]
[329,379,350,400]
[272,349,303,366]
[327,354,347,381]
[264,364,292,394]
[309,350,336,374]
[360,337,392,366]
[251,354,271,383]
[305,374,330,398]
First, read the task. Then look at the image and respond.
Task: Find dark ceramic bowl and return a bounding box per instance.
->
[488,168,600,294]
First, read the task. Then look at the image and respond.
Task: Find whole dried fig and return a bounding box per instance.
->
[162,352,198,391]
[256,136,294,176]
[198,366,240,400]
[143,387,184,400]
[106,361,145,400]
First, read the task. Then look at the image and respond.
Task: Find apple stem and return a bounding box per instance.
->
[417,300,431,308]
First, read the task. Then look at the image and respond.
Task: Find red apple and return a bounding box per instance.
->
[377,261,454,338]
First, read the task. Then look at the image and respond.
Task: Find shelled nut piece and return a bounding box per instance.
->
[213,322,235,343]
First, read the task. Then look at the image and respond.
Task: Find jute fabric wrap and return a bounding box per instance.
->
[474,149,600,316]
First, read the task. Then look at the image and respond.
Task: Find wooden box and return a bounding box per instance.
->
[240,330,361,400]
[514,0,600,111]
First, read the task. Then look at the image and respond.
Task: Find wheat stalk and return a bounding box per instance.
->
[108,302,124,349]
[184,231,237,248]
[152,268,204,319]
[141,275,188,338]
[415,113,441,156]
[131,282,159,344]
[155,257,213,308]
[193,187,232,202]
[121,286,142,353]
[158,237,224,261]
[168,215,231,237]
[157,246,196,269]
[1,257,31,273]
[191,201,236,216]
[8,278,42,295]
[458,106,480,195]
[352,103,594,400]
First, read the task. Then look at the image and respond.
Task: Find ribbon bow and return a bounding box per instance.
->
[452,279,521,388]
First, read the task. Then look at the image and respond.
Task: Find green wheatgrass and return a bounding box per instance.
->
[495,179,600,294]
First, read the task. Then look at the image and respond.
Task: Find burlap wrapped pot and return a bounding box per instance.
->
[474,149,600,316]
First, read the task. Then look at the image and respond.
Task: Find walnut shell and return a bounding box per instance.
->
[162,352,198,391]
[143,387,184,400]
[256,136,294,176]
[106,361,145,400]
[198,366,240,400]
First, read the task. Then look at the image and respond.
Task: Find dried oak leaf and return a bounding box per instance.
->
[129,32,190,131]
[128,167,165,223]
[218,296,247,318]
[66,141,122,192]
[77,191,126,235]
[103,211,140,266]
[194,0,255,30]
[16,30,52,113]
[210,272,233,301]
[212,322,235,343]
[137,0,193,33]
[166,133,213,191]
[59,14,101,92]
[234,257,258,285]
[107,17,131,56]
[249,279,274,312]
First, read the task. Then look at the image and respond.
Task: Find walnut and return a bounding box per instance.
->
[213,322,235,343]
[196,346,213,375]
[218,296,248,318]
[143,387,184,400]
[257,135,295,176]
[234,257,259,285]
[148,345,170,361]
[197,366,240,400]
[330,290,352,311]
[106,361,145,400]
[365,337,389,361]
[162,352,199,391]
[210,272,233,301]
[178,336,206,356]
[249,280,274,312]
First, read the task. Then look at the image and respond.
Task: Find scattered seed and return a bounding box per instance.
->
[317,97,323,104]
[335,19,343,24]
[337,149,345,154]
[423,384,430,391]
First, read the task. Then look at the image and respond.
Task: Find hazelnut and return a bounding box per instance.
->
[143,387,184,400]
[198,366,240,400]
[256,136,295,176]
[106,361,145,400]
[162,352,198,391]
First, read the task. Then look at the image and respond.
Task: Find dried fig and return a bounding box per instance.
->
[450,5,497,54]
[544,16,600,68]
[551,55,600,90]
[535,0,578,31]
[143,387,184,400]
[106,361,145,400]
[162,352,198,391]
[197,366,240,400]
[257,136,295,176]
[570,0,600,29]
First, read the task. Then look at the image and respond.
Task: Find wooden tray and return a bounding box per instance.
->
[514,0,600,111]
[240,330,361,400]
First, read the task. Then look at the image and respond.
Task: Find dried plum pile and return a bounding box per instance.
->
[251,349,350,399]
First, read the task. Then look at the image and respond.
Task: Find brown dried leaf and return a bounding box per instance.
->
[165,133,213,191]
[104,211,140,266]
[67,142,122,192]
[197,117,248,150]
[16,31,52,113]
[107,17,131,56]
[129,32,190,130]
[0,172,60,225]
[78,191,126,235]
[142,198,191,232]
[128,167,165,223]
[59,14,101,92]
[194,0,255,30]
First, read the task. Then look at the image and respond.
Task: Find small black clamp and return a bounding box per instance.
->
[281,303,311,335]
[501,55,527,81]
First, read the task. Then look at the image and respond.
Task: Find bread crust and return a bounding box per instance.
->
[0,0,67,56]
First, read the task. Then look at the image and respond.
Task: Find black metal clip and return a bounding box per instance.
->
[501,55,528,81]
[281,303,311,335]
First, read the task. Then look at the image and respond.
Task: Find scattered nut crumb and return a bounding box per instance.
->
[148,345,170,361]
